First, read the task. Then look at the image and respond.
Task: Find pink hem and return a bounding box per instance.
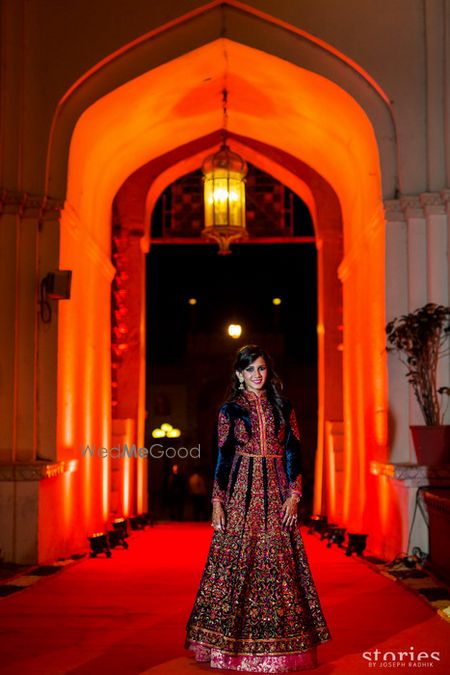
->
[187,640,319,672]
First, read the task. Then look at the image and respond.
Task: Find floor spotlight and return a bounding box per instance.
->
[345,533,368,556]
[322,524,346,549]
[112,517,129,538]
[107,529,129,549]
[308,514,328,535]
[88,532,111,558]
[129,514,145,531]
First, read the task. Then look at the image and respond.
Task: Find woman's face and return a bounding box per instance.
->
[237,356,268,394]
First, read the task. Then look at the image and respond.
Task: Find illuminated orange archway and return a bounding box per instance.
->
[54,34,388,556]
[114,127,344,514]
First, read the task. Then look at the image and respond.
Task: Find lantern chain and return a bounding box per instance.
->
[222,88,228,147]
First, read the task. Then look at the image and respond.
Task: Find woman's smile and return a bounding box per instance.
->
[238,356,268,394]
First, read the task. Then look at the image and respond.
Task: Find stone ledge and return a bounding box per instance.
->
[370,461,450,487]
[0,190,63,219]
[0,460,78,481]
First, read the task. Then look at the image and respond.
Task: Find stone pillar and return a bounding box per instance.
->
[0,191,65,563]
[385,199,410,463]
[385,193,450,456]
[112,223,148,516]
[421,192,448,306]
[0,192,62,464]
[138,235,150,514]
[422,192,449,425]
[402,196,428,312]
[313,230,343,515]
[338,204,387,537]
[373,192,450,558]
[396,193,450,433]
[37,203,62,461]
[0,201,19,464]
[401,196,429,435]
[324,420,344,522]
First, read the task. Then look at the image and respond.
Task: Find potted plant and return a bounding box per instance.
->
[386,302,450,465]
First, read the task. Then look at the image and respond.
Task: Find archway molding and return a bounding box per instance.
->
[46,1,397,200]
[54,31,388,550]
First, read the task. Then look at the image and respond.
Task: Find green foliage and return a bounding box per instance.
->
[386,303,450,425]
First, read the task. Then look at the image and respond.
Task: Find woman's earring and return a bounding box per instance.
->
[238,377,244,390]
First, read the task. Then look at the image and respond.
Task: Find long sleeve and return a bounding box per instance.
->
[211,404,235,504]
[284,403,303,500]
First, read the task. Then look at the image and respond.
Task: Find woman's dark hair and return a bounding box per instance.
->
[224,344,286,428]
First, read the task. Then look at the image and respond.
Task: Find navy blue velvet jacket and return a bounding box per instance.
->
[211,393,303,504]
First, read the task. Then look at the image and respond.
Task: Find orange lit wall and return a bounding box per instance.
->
[51,205,115,554]
[55,37,389,557]
[38,204,115,560]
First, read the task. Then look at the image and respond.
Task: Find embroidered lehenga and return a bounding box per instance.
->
[185,389,332,672]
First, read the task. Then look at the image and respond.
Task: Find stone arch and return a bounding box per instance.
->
[113,129,344,517]
[53,28,388,548]
[45,1,396,200]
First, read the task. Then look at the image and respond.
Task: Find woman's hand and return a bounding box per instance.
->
[280,495,299,530]
[212,501,226,532]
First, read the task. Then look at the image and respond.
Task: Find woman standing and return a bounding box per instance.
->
[185,345,332,672]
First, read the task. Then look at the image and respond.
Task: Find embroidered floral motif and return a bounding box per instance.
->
[211,406,233,504]
[189,641,319,672]
[234,417,250,444]
[218,408,231,447]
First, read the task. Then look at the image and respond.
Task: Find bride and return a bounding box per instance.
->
[185,344,332,672]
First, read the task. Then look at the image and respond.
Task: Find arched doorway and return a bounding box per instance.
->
[44,8,392,559]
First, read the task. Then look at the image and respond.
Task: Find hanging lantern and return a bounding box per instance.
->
[201,89,248,255]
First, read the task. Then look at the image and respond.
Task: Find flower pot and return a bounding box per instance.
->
[410,425,450,465]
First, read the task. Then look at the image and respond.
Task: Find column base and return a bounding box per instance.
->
[370,461,450,558]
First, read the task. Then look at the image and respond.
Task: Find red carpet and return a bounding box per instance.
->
[0,523,449,674]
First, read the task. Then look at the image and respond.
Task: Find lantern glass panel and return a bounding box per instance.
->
[204,169,246,228]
